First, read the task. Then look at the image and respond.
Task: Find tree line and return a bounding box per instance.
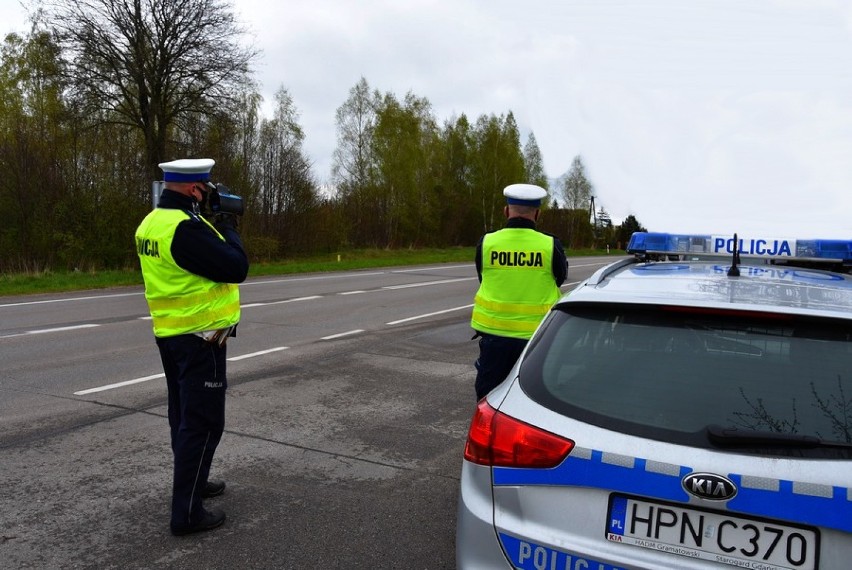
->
[0,0,645,274]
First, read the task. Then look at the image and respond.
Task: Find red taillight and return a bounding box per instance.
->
[463,399,574,468]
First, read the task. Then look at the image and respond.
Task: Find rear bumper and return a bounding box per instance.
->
[455,461,511,569]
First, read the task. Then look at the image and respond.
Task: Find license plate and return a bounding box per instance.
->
[606,495,819,570]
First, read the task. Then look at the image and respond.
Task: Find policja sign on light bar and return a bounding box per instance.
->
[626,232,852,263]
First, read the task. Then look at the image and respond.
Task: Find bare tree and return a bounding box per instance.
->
[556,155,594,248]
[47,0,258,180]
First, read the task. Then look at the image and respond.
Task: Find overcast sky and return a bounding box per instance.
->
[5,0,852,239]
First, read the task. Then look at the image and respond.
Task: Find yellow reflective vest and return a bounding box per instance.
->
[135,209,240,338]
[471,228,561,339]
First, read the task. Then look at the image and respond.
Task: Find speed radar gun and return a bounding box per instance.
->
[202,182,244,217]
[150,178,244,218]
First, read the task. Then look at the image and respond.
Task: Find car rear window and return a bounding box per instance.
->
[520,303,852,456]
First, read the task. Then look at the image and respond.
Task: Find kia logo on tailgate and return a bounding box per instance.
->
[682,472,737,501]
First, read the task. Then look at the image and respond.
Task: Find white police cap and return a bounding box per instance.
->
[159,158,215,183]
[504,183,547,207]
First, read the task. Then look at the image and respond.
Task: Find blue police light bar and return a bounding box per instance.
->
[626,232,852,263]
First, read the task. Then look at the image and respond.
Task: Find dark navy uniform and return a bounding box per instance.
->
[136,166,248,535]
[161,190,246,531]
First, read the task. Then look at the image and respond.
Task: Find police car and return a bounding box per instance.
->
[456,232,852,569]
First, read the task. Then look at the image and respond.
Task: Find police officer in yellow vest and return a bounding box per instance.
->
[471,183,567,400]
[135,158,248,536]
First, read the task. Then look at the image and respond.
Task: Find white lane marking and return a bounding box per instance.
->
[382,277,474,290]
[0,323,102,338]
[241,295,322,308]
[244,272,386,286]
[391,264,469,273]
[321,329,364,340]
[28,324,101,334]
[338,290,368,295]
[386,304,473,325]
[74,373,165,395]
[228,346,289,361]
[265,295,322,305]
[0,292,140,309]
[569,261,619,267]
[383,280,577,327]
[74,347,290,394]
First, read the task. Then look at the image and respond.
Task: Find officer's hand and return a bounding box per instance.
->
[213,212,240,232]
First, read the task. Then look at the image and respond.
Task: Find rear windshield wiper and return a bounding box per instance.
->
[707,424,852,450]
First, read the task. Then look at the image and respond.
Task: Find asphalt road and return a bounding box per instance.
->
[0,256,616,569]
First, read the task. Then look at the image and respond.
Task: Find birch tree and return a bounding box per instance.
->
[523,131,548,189]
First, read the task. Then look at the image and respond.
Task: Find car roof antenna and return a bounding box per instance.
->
[727,233,741,277]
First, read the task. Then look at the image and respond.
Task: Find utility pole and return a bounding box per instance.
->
[589,195,597,227]
[589,195,598,247]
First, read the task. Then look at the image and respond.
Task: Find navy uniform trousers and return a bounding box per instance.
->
[474,333,528,400]
[156,334,227,527]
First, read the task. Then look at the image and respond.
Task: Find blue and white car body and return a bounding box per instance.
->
[457,232,852,570]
